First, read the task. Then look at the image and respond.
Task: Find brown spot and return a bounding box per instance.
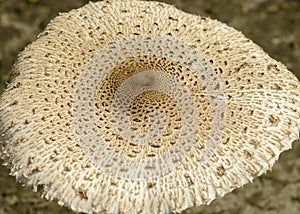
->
[244,150,253,158]
[217,165,225,176]
[10,100,18,105]
[184,174,194,186]
[78,189,88,200]
[269,115,280,126]
[148,182,156,188]
[249,139,260,149]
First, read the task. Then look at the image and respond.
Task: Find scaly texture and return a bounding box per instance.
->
[0,0,300,213]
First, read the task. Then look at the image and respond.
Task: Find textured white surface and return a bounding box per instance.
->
[74,35,226,180]
[0,0,299,213]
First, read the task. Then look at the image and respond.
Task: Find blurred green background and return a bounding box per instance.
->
[0,0,299,213]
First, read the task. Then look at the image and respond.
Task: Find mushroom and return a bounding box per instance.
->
[0,0,299,213]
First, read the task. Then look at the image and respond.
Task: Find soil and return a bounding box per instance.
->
[0,0,300,214]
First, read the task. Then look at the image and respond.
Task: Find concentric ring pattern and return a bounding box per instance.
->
[74,35,226,180]
[0,0,299,214]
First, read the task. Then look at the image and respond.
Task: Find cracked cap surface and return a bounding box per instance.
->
[0,0,300,213]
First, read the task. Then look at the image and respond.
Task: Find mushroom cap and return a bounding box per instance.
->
[0,0,300,213]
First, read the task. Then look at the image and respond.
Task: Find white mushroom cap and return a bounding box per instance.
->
[1,0,300,213]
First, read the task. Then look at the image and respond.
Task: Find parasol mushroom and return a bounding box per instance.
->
[0,0,299,213]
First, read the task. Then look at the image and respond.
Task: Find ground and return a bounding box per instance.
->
[0,0,300,213]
